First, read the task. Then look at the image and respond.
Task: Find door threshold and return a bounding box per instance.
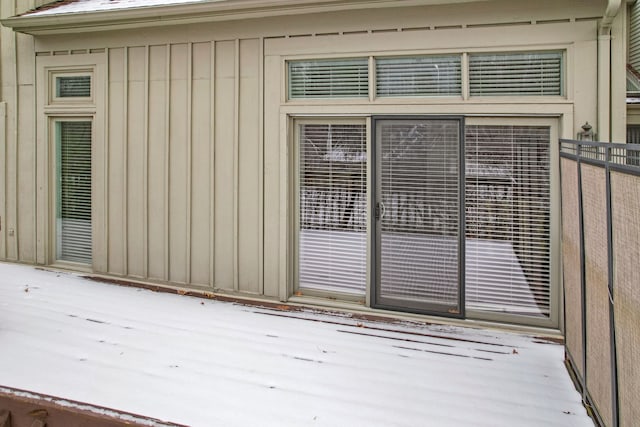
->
[286,294,563,341]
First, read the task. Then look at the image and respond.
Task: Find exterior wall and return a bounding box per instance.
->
[611,5,627,142]
[0,1,624,324]
[0,0,41,263]
[34,40,264,295]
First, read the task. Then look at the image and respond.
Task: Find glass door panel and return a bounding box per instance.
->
[297,122,367,295]
[373,118,463,316]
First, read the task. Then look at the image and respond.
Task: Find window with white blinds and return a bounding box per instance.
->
[56,120,92,264]
[298,123,367,294]
[465,125,551,317]
[376,55,462,97]
[376,119,461,313]
[56,75,91,98]
[630,1,640,73]
[288,59,369,99]
[469,51,563,96]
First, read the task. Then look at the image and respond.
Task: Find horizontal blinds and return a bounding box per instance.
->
[56,76,91,98]
[58,121,92,264]
[376,55,461,97]
[630,1,640,72]
[378,120,460,307]
[298,123,367,294]
[469,51,563,96]
[288,59,369,99]
[465,125,551,317]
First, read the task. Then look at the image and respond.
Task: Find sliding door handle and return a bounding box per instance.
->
[375,202,386,220]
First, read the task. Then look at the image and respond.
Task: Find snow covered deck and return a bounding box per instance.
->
[0,262,592,426]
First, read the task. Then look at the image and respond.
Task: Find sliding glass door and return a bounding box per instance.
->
[294,116,554,324]
[296,121,368,296]
[464,124,552,318]
[373,118,464,316]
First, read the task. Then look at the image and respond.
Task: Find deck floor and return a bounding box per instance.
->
[0,262,592,427]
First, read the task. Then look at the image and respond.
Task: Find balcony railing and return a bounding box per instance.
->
[559,139,640,427]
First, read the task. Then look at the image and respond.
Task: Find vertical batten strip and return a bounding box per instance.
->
[12,30,19,260]
[123,47,129,275]
[278,112,288,301]
[209,41,216,288]
[104,48,110,271]
[186,43,193,285]
[1,3,9,259]
[143,45,150,278]
[461,52,469,101]
[32,38,38,264]
[164,44,171,281]
[368,56,375,101]
[233,39,240,291]
[258,37,265,295]
[0,100,6,259]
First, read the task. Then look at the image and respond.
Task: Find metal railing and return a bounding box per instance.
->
[559,139,640,427]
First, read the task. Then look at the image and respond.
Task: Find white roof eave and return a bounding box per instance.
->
[1,0,489,35]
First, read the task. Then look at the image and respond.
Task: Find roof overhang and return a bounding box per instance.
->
[1,0,489,35]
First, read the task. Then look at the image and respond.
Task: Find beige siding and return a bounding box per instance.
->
[147,44,168,281]
[108,47,126,275]
[190,42,213,287]
[214,40,237,291]
[127,46,146,278]
[238,38,262,294]
[168,43,189,284]
[0,0,624,309]
[263,54,282,298]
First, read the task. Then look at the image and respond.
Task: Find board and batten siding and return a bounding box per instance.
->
[101,40,265,293]
[0,0,624,309]
[27,37,267,296]
[1,0,39,263]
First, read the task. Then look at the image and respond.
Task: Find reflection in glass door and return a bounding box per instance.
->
[373,118,464,316]
[297,122,368,296]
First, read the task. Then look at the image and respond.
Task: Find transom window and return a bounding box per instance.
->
[286,50,564,100]
[376,55,462,97]
[288,58,369,99]
[49,71,93,103]
[469,51,564,97]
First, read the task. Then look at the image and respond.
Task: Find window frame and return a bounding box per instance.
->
[375,54,463,99]
[287,57,370,101]
[463,116,561,328]
[467,50,566,98]
[284,49,567,103]
[291,117,371,302]
[49,69,94,105]
[50,116,95,267]
[38,55,103,270]
[286,113,561,328]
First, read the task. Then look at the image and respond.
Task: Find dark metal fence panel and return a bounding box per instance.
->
[560,139,640,427]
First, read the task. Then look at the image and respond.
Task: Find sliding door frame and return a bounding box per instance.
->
[292,117,370,302]
[463,116,561,329]
[371,115,466,318]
